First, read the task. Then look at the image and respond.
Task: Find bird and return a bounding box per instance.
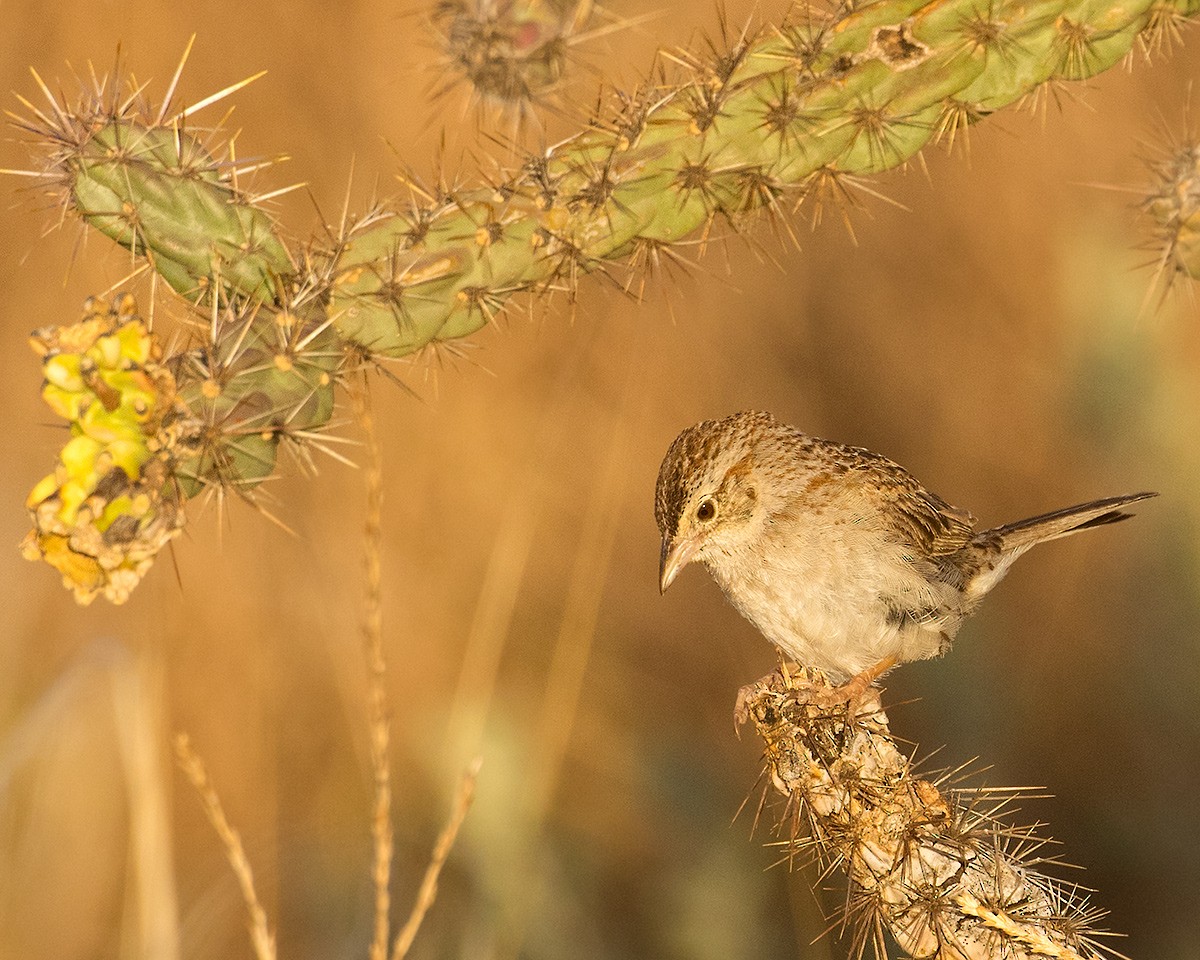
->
[655,410,1155,704]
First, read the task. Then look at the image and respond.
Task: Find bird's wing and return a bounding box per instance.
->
[835,445,977,557]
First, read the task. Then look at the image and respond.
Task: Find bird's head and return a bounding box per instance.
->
[654,411,781,593]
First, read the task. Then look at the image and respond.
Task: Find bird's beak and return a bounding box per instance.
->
[659,534,700,594]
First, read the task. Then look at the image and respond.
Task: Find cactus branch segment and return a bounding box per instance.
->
[167,297,343,499]
[743,669,1116,960]
[329,0,1200,356]
[16,69,293,301]
[15,66,346,503]
[71,119,293,300]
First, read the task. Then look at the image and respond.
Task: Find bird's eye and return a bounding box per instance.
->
[696,498,716,522]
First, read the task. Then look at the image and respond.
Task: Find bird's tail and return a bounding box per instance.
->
[986,491,1157,554]
[961,492,1155,603]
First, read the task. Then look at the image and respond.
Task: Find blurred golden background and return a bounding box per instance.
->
[1,2,1198,958]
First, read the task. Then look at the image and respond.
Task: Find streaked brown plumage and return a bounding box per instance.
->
[655,411,1155,687]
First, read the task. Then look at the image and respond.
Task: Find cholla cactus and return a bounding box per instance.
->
[14,61,345,494]
[431,0,597,115]
[743,669,1114,960]
[1144,137,1200,285]
[12,0,1199,600]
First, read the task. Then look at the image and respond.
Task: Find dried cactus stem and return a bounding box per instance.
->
[744,668,1113,960]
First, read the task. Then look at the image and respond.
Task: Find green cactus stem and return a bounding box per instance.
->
[21,68,293,302]
[14,65,346,499]
[13,0,1199,600]
[70,118,293,300]
[329,0,1200,357]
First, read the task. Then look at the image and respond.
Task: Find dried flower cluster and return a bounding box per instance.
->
[22,294,186,603]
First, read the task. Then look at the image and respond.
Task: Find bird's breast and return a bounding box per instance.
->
[703,508,956,679]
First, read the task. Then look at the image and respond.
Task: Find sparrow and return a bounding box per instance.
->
[655,411,1154,700]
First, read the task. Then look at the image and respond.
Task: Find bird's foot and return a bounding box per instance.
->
[734,657,897,731]
[807,655,898,711]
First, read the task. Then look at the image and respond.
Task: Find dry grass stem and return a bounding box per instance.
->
[531,416,627,821]
[498,390,633,957]
[109,649,181,960]
[0,643,181,958]
[349,375,395,960]
[743,668,1118,960]
[350,376,482,960]
[392,756,483,960]
[446,356,602,756]
[174,733,275,960]
[170,379,476,960]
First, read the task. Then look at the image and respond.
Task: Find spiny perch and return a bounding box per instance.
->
[742,667,1118,960]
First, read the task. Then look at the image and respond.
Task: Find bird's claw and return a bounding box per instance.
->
[734,675,776,733]
[807,674,872,710]
[733,663,805,732]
